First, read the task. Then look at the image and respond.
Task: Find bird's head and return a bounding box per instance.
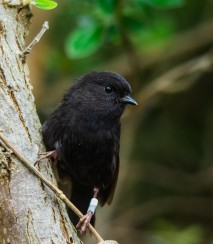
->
[64,71,137,119]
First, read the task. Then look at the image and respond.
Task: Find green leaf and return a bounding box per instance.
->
[32,0,57,10]
[122,16,144,32]
[140,0,184,8]
[65,23,103,59]
[97,0,116,15]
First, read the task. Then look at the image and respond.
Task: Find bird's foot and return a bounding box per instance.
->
[34,150,57,166]
[76,211,93,235]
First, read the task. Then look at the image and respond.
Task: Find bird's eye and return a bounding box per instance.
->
[105,86,113,94]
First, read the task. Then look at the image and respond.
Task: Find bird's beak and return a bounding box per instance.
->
[121,95,138,106]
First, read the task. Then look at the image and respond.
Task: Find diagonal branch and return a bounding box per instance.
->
[22,21,49,56]
[136,48,213,104]
[0,131,104,243]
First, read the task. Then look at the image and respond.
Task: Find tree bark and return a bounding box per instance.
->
[0,1,81,243]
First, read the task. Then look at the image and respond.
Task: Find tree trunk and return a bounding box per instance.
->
[0,1,81,243]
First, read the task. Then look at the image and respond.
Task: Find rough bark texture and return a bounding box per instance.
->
[0,1,82,243]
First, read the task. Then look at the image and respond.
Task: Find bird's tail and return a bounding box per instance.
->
[69,183,96,227]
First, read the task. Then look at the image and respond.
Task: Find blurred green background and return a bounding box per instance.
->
[29,0,213,243]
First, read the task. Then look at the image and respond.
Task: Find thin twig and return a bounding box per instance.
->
[0,132,104,243]
[136,48,213,103]
[21,21,49,57]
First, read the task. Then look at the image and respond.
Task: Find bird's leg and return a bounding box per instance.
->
[76,187,99,234]
[34,150,58,166]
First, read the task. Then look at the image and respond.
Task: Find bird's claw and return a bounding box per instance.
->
[34,150,58,166]
[76,211,93,235]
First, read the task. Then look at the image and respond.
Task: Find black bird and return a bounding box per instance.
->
[39,71,137,233]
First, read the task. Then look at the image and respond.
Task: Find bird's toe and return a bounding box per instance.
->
[76,212,93,234]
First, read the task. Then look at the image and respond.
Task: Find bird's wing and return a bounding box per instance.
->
[106,153,120,205]
[99,152,120,207]
[100,125,121,206]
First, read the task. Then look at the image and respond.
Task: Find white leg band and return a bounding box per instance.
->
[87,198,98,214]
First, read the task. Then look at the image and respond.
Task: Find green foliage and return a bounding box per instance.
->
[62,0,185,59]
[152,220,203,244]
[32,0,57,10]
[139,0,184,8]
[65,21,103,59]
[96,0,116,15]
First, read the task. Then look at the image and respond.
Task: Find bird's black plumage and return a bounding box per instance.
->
[42,71,137,229]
